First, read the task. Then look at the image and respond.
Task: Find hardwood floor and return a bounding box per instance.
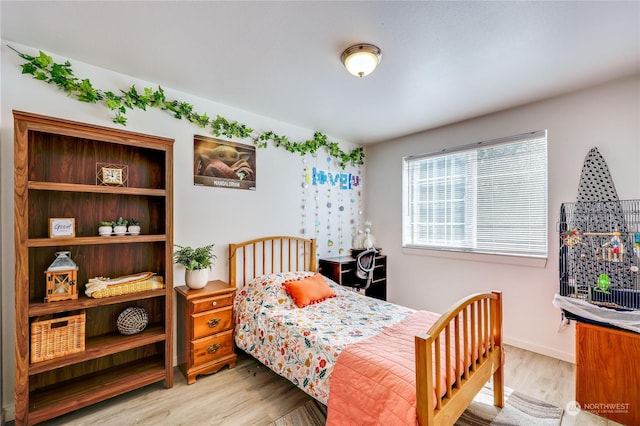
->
[16,345,620,425]
[27,353,310,426]
[501,345,621,426]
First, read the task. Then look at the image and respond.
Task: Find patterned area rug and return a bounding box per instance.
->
[457,385,564,425]
[270,384,563,426]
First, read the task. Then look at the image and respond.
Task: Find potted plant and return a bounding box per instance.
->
[112,217,128,236]
[174,243,216,289]
[128,218,141,235]
[98,220,113,236]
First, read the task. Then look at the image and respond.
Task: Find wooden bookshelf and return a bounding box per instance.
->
[13,111,174,425]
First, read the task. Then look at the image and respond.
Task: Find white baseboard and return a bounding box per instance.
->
[3,405,14,423]
[504,336,575,364]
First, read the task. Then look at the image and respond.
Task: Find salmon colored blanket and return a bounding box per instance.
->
[326,310,444,425]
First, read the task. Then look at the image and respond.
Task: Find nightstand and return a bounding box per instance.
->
[175,280,237,384]
[318,254,387,301]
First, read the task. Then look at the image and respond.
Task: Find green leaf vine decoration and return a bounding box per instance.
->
[10,46,365,168]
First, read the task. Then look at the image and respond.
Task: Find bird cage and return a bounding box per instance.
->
[45,251,78,302]
[559,200,640,310]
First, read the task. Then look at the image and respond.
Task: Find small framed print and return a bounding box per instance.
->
[49,218,76,238]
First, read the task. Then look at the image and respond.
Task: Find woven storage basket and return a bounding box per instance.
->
[117,307,149,335]
[31,311,85,363]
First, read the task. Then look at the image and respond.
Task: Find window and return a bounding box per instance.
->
[402,130,547,258]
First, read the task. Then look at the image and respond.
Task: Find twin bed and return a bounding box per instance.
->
[229,236,504,425]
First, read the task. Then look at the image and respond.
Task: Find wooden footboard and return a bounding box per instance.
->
[229,236,316,288]
[415,291,504,426]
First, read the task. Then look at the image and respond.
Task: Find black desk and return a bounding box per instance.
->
[318,254,387,301]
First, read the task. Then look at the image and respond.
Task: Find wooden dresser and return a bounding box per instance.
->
[318,254,387,301]
[175,280,237,384]
[576,322,640,425]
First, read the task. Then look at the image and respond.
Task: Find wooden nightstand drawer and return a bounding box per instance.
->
[192,307,233,339]
[192,330,234,366]
[192,294,234,314]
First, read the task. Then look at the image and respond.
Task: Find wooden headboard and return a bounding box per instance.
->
[229,236,317,288]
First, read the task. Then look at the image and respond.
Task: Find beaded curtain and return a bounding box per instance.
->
[299,155,363,259]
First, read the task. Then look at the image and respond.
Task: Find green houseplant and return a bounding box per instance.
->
[98,220,113,237]
[112,216,128,236]
[174,244,216,289]
[127,218,141,235]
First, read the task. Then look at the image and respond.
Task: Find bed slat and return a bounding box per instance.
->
[470,303,477,371]
[454,313,461,385]
[463,308,469,380]
[434,335,442,410]
[445,324,452,397]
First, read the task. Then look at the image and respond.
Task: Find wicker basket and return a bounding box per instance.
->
[31,311,85,363]
[117,307,149,335]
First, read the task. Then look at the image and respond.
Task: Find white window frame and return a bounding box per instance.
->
[402,130,548,259]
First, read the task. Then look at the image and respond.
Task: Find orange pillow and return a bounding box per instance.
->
[283,274,336,308]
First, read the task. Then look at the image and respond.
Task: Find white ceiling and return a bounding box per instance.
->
[2,1,639,144]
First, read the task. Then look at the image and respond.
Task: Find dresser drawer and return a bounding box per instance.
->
[192,306,233,339]
[192,330,234,366]
[192,294,234,314]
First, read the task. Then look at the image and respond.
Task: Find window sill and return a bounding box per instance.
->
[402,246,548,268]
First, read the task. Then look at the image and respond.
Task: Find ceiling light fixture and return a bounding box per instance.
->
[341,44,382,78]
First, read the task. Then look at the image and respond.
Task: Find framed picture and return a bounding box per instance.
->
[49,218,76,238]
[193,135,256,190]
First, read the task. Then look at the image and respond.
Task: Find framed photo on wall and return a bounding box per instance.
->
[193,135,256,190]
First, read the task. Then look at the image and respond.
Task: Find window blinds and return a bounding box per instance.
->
[402,130,547,258]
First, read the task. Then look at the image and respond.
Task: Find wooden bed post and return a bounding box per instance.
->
[415,333,435,425]
[309,238,317,271]
[491,290,504,407]
[229,243,237,287]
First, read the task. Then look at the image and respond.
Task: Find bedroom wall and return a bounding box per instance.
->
[365,74,640,363]
[0,41,362,418]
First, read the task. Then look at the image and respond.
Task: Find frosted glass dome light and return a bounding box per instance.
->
[341,44,382,77]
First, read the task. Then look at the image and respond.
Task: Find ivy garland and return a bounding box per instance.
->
[11,47,365,169]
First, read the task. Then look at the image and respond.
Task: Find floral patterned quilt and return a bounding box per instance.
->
[234,271,414,404]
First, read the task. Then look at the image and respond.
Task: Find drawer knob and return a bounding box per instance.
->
[207,318,221,328]
[207,343,221,354]
[212,301,217,306]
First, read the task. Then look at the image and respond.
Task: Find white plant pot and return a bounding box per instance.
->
[128,225,141,235]
[185,269,209,289]
[98,225,113,236]
[113,225,127,236]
